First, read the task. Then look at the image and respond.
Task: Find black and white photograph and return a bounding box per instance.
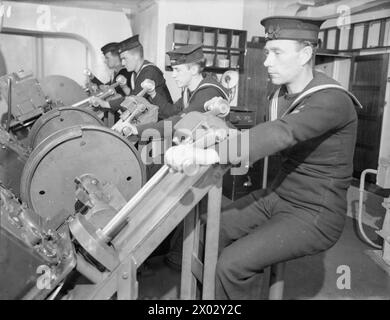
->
[0,0,389,305]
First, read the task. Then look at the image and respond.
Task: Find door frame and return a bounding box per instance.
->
[349,52,390,180]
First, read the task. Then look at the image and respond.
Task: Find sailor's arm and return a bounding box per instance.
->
[165,91,356,171]
[141,79,182,118]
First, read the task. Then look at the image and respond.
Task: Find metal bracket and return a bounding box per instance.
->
[117,256,138,300]
[69,214,119,271]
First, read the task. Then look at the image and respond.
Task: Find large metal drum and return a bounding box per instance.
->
[20,125,146,230]
[28,107,103,149]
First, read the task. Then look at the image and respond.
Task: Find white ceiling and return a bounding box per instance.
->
[8,0,344,10]
[7,0,389,14]
[7,0,147,11]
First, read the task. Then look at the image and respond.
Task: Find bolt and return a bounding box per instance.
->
[122,272,129,279]
[91,179,97,185]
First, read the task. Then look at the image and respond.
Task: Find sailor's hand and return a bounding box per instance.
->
[116,75,127,86]
[165,144,220,176]
[121,86,131,96]
[117,78,131,96]
[122,123,138,137]
[84,68,95,80]
[141,79,156,98]
[89,96,110,109]
[90,84,99,93]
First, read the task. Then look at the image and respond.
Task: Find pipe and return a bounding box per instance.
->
[6,77,12,132]
[262,156,269,189]
[358,168,381,249]
[72,87,115,108]
[101,132,210,240]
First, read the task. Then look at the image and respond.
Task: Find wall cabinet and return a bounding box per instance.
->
[166,23,247,73]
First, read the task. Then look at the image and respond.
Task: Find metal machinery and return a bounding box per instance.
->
[20,125,146,231]
[0,126,29,197]
[26,74,144,149]
[0,68,231,299]
[0,70,51,135]
[39,75,90,107]
[0,69,126,141]
[0,183,76,300]
[0,70,133,298]
[28,107,103,149]
[62,109,230,300]
[0,70,88,139]
[0,111,230,299]
[0,70,125,198]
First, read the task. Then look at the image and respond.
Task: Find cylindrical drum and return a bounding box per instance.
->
[28,107,103,149]
[20,125,146,230]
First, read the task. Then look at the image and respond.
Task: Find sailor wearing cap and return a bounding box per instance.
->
[123,43,228,138]
[88,42,132,97]
[91,35,173,120]
[164,16,359,299]
[118,35,173,118]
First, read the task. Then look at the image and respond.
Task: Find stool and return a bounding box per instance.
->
[268,262,286,300]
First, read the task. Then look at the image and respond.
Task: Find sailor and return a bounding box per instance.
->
[121,43,229,138]
[91,35,173,120]
[164,16,359,299]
